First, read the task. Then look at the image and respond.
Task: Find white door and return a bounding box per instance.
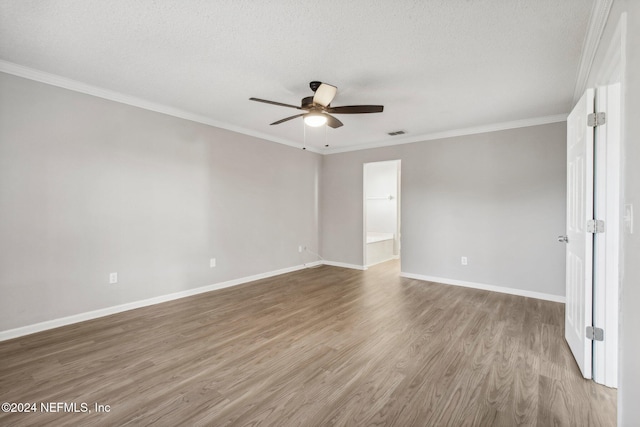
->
[564,89,594,379]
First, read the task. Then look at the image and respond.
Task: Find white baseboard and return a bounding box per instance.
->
[3,263,560,342]
[0,263,318,342]
[302,261,323,268]
[400,272,565,303]
[366,255,400,268]
[322,260,368,271]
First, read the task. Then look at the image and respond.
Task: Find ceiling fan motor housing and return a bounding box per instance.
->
[301,96,316,109]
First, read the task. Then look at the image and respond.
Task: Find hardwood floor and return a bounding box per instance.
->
[0,261,616,426]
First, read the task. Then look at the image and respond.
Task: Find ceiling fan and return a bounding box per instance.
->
[249,81,383,128]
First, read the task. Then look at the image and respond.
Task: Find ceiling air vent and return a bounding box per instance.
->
[388,130,406,136]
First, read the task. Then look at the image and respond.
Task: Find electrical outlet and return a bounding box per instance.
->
[210,258,216,268]
[461,257,468,266]
[109,272,118,284]
[298,245,303,253]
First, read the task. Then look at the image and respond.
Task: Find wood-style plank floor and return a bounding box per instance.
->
[0,261,616,426]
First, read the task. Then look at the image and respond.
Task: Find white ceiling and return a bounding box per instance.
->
[0,0,596,153]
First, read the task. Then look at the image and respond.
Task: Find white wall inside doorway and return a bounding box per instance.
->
[364,160,400,266]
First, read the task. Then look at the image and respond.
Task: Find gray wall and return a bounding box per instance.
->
[322,123,567,297]
[0,72,321,331]
[588,1,640,424]
[0,72,568,332]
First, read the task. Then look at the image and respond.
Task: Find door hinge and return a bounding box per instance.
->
[586,326,604,341]
[587,219,605,233]
[587,112,606,127]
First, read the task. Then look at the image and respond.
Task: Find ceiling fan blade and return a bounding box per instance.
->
[313,83,337,107]
[250,98,302,110]
[325,114,343,129]
[326,105,384,114]
[270,114,305,125]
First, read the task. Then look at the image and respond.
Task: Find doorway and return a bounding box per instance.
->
[363,160,401,267]
[563,14,625,389]
[565,83,621,388]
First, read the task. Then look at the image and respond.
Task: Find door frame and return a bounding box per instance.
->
[590,13,626,389]
[593,83,620,388]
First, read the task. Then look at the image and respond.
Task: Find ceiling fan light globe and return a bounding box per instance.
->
[304,114,327,127]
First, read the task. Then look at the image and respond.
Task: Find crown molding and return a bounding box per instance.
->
[0,60,322,154]
[2,59,566,156]
[323,113,568,154]
[572,0,614,103]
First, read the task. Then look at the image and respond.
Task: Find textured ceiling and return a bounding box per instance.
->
[0,0,593,152]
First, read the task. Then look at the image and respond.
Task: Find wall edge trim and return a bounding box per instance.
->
[1,61,566,155]
[322,260,368,271]
[0,61,321,154]
[0,263,319,342]
[572,0,614,103]
[400,272,566,303]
